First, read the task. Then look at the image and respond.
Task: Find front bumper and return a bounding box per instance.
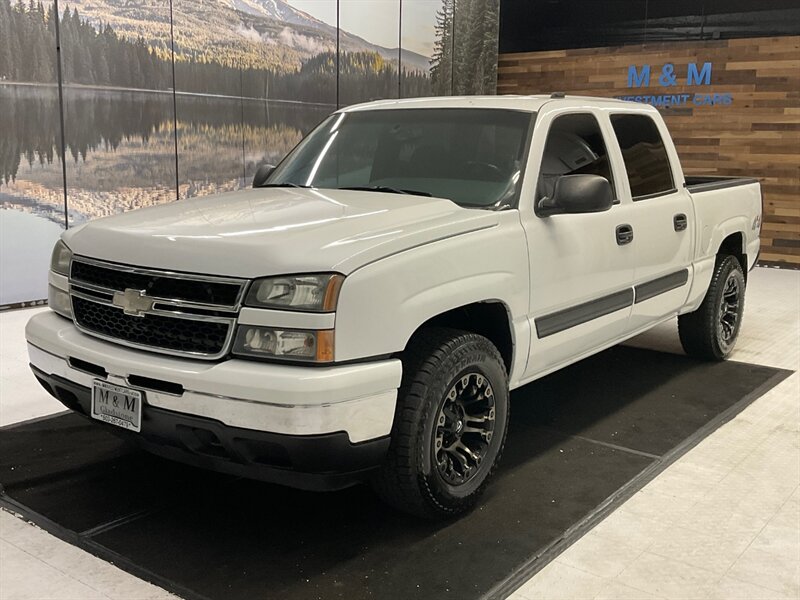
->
[31,368,390,490]
[26,311,402,490]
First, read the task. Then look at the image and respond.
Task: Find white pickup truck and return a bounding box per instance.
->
[27,95,762,518]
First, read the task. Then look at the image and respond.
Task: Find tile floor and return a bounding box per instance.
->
[1,267,798,600]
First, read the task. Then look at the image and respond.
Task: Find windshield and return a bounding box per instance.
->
[266,108,534,209]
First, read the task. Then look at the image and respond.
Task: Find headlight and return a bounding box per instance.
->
[48,285,72,319]
[50,240,72,276]
[245,274,343,312]
[232,326,334,363]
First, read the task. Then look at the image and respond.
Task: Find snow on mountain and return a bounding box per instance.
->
[229,0,327,29]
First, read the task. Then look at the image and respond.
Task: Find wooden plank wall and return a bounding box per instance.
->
[497,36,800,267]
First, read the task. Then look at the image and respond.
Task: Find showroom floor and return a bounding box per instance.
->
[1,267,798,600]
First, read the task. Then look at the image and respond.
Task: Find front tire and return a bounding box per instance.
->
[678,254,746,361]
[372,328,509,519]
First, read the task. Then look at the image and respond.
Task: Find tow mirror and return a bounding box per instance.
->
[252,164,276,188]
[538,174,614,216]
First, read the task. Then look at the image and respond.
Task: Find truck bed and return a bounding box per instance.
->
[684,175,762,272]
[685,176,759,193]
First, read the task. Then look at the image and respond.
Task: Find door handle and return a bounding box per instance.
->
[616,224,634,245]
[674,213,688,232]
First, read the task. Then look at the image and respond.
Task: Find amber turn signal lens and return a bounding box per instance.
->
[322,275,345,312]
[316,330,335,362]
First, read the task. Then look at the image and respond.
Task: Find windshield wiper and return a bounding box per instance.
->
[257,182,310,189]
[338,186,431,197]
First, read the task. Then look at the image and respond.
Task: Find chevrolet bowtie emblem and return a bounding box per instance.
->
[112,289,155,317]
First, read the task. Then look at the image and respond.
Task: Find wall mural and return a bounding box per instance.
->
[0,0,500,306]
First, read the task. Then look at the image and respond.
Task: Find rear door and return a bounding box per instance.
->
[607,111,694,331]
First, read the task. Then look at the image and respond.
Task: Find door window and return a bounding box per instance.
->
[610,114,675,200]
[536,113,615,202]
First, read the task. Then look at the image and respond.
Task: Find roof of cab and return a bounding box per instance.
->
[339,94,642,113]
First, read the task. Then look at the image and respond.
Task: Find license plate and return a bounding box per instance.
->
[91,380,143,432]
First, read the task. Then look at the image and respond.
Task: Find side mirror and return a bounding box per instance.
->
[538,174,613,216]
[252,164,275,188]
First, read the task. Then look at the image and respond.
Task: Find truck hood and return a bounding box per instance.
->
[63,187,498,277]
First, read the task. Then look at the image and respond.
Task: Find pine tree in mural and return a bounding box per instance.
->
[430,0,455,95]
[0,0,56,82]
[0,1,10,78]
[430,0,499,95]
[459,0,499,94]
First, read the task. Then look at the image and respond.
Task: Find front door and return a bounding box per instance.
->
[520,108,637,379]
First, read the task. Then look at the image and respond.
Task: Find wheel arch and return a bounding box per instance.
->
[717,231,747,279]
[405,300,515,376]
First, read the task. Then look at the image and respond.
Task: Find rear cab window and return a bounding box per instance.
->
[610,114,675,200]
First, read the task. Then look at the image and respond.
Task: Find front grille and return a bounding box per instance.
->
[73,296,230,356]
[71,260,243,308]
[68,257,244,359]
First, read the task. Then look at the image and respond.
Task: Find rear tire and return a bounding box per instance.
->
[678,255,746,361]
[371,327,509,519]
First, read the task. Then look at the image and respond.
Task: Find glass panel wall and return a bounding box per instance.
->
[339,0,400,106]
[0,0,65,305]
[400,0,439,97]
[60,1,177,225]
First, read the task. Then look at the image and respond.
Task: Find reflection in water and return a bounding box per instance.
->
[61,87,178,223]
[0,84,331,225]
[174,95,328,200]
[0,85,64,225]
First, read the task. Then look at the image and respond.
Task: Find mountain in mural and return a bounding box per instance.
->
[228,0,323,27]
[47,0,430,72]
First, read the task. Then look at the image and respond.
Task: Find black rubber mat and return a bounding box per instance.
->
[0,347,791,600]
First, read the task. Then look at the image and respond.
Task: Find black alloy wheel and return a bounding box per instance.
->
[372,327,510,519]
[717,271,741,354]
[434,372,496,486]
[679,254,746,361]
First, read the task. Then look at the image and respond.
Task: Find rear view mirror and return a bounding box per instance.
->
[538,174,613,216]
[252,164,276,188]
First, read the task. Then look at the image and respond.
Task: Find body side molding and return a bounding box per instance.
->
[535,289,634,338]
[534,269,691,340]
[634,269,689,304]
